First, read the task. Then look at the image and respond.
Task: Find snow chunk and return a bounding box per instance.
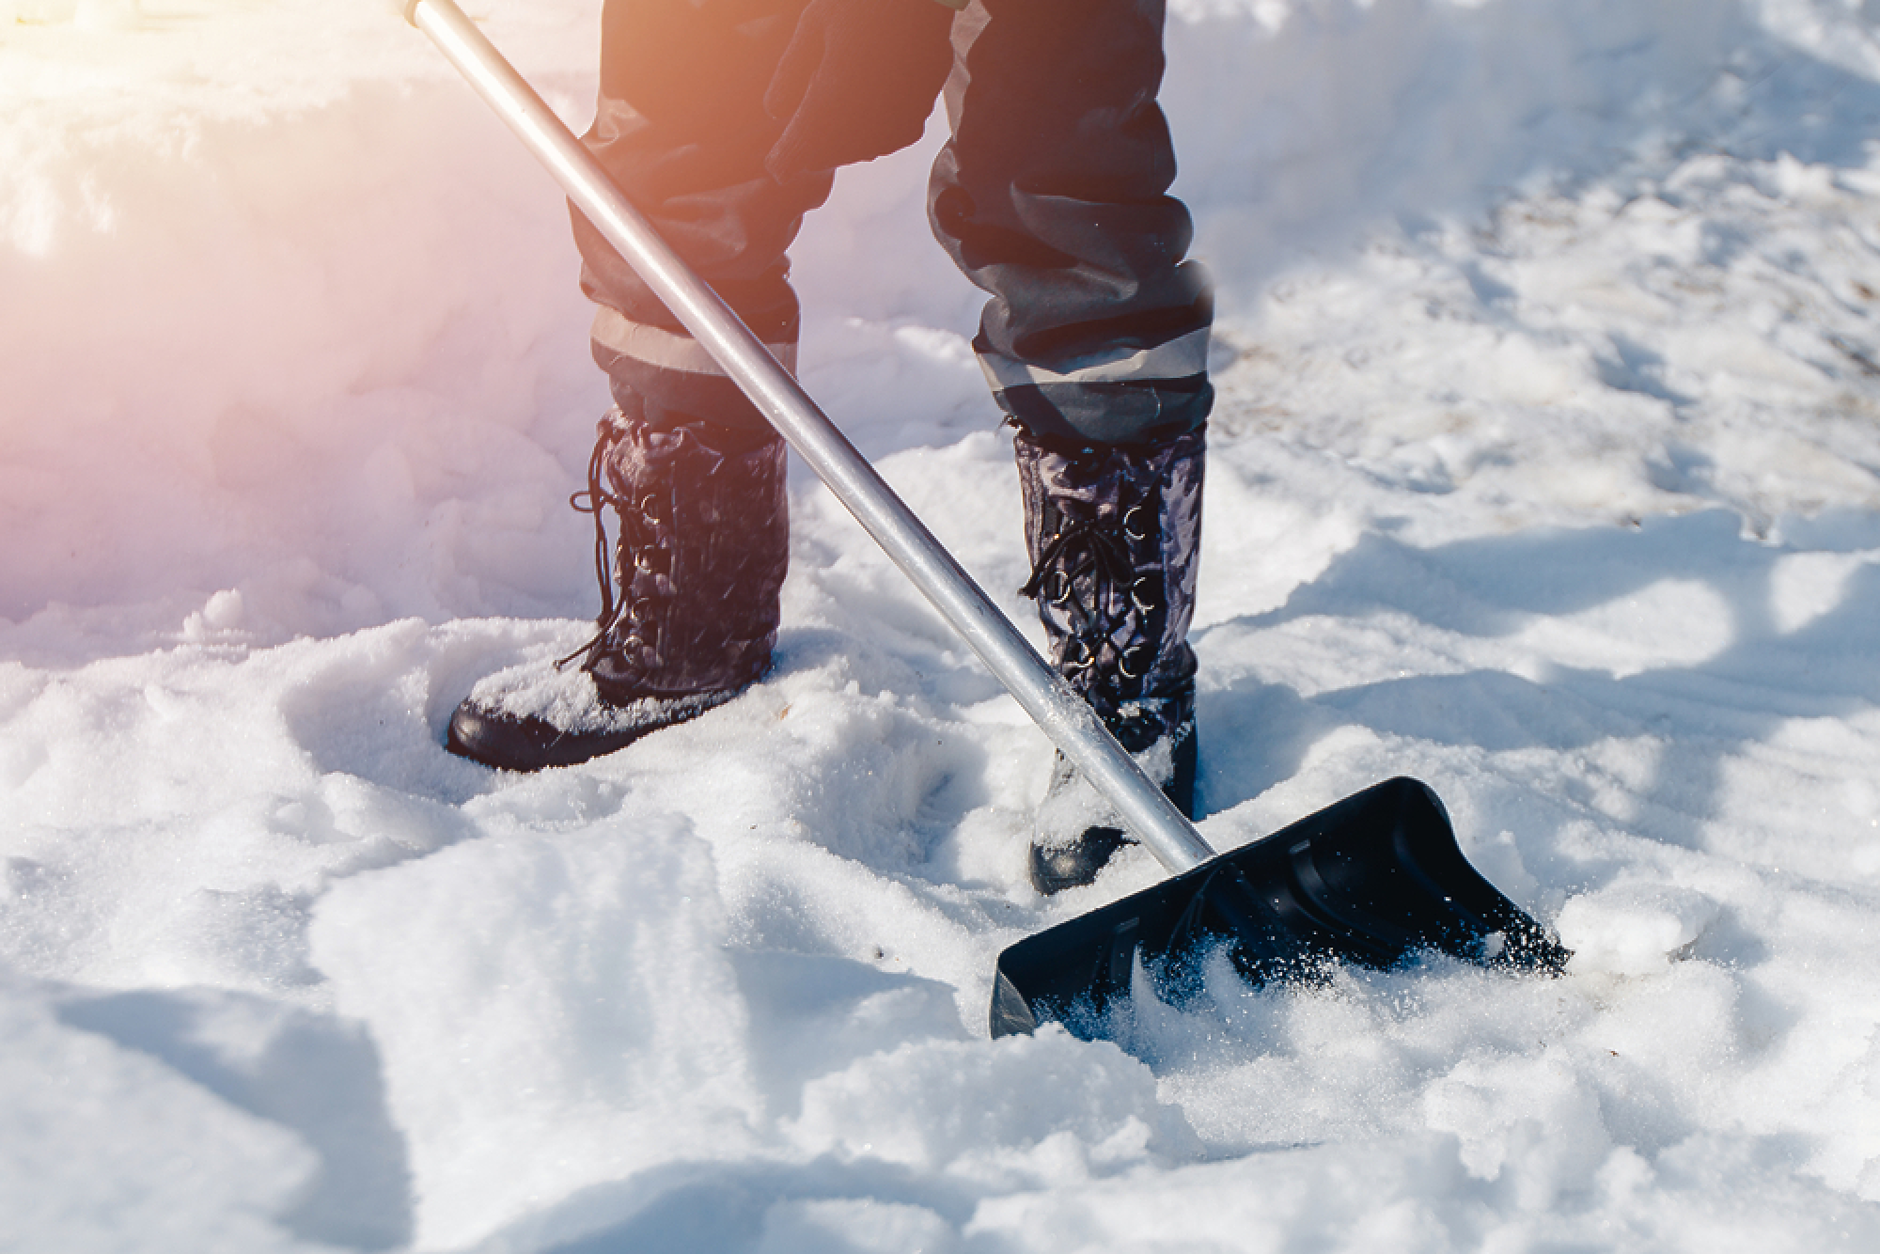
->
[1557,882,1721,976]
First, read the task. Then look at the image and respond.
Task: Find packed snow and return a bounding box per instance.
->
[5,0,1880,1249]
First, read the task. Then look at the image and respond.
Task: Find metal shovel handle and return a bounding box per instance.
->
[407,0,1218,875]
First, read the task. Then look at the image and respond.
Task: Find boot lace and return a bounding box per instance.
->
[1019,501,1161,683]
[557,423,668,671]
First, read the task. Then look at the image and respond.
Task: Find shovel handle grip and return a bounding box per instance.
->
[407,0,1219,875]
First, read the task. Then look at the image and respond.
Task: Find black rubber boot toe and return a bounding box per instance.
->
[1029,825,1133,895]
[1026,716,1197,894]
[446,677,738,773]
[447,702,636,773]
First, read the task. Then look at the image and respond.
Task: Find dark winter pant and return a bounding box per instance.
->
[577,0,1213,449]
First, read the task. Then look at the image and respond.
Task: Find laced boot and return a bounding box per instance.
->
[1015,424,1205,894]
[447,407,788,771]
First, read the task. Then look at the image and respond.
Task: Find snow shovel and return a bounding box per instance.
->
[403,0,1568,1040]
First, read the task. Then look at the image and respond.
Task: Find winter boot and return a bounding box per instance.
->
[1015,424,1205,894]
[447,407,789,771]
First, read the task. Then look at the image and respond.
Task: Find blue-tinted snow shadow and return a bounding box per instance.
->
[467,952,978,1254]
[467,1156,980,1254]
[57,988,413,1251]
[1197,509,1880,859]
[728,950,968,1120]
[1710,38,1880,172]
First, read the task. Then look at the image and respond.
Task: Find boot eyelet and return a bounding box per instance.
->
[1122,505,1149,542]
[1130,577,1158,612]
[1049,570,1073,605]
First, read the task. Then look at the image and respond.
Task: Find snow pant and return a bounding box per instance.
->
[575,0,1213,448]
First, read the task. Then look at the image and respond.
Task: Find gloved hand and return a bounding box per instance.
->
[762,0,958,184]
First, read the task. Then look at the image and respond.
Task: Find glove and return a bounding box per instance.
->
[762,0,958,184]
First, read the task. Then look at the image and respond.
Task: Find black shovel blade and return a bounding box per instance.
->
[990,777,1569,1039]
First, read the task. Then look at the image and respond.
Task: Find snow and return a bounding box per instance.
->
[5,0,1880,1249]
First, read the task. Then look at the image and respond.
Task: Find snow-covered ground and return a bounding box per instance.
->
[6,0,1880,1249]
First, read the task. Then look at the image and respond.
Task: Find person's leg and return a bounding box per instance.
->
[450,0,959,771]
[1012,424,1204,893]
[579,0,832,442]
[929,0,1212,448]
[931,0,1212,889]
[450,0,823,771]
